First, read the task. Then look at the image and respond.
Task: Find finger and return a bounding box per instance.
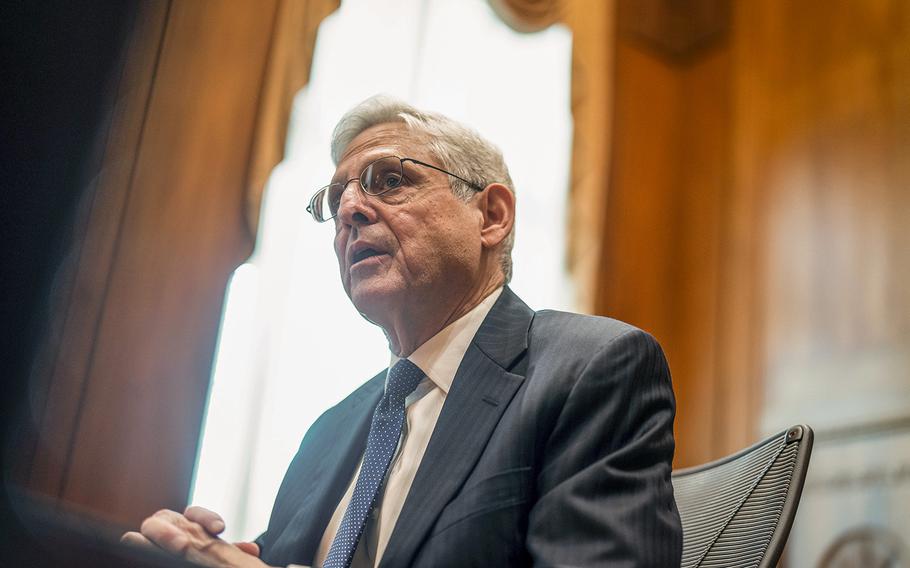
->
[121,531,156,549]
[141,515,189,555]
[184,505,226,535]
[234,541,260,557]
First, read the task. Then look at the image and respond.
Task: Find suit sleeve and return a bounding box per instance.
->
[526,328,682,567]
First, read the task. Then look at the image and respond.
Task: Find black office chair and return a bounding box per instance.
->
[672,424,814,568]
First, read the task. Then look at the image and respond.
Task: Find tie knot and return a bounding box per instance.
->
[386,359,424,400]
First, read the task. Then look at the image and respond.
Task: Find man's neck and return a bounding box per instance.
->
[383,277,503,357]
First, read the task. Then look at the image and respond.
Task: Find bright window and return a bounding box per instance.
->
[191,0,572,541]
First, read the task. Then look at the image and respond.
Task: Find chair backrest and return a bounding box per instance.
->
[671,424,813,568]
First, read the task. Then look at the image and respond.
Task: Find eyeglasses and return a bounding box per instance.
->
[306,155,485,223]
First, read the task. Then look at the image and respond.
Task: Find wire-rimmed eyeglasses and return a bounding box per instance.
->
[306,155,485,222]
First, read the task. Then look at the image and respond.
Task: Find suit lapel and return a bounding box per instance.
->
[379,288,534,567]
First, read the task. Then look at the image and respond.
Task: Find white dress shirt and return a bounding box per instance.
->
[296,288,503,568]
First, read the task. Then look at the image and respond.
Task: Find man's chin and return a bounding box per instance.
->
[348,281,400,323]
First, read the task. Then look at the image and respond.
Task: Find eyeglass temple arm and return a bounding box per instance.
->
[402,158,486,192]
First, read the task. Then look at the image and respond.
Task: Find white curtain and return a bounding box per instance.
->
[191,0,572,541]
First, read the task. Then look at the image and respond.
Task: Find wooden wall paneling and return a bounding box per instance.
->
[733,0,910,436]
[597,26,733,468]
[55,0,272,524]
[19,0,289,526]
[23,0,171,501]
[596,39,682,342]
[673,45,732,465]
[599,0,910,475]
[729,1,910,562]
[712,9,764,455]
[598,37,682,462]
[729,0,816,447]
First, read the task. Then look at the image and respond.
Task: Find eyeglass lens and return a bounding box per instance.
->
[361,157,404,196]
[314,157,403,221]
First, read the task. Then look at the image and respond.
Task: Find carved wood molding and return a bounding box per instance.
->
[618,0,730,63]
[488,0,564,33]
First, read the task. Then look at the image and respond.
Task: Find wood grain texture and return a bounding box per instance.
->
[599,0,910,467]
[18,0,305,526]
[733,0,910,436]
[617,0,729,61]
[597,34,731,468]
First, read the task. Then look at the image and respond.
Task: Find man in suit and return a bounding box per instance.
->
[126,96,682,567]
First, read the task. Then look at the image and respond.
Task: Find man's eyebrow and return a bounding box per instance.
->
[330,162,359,184]
[332,153,372,184]
[331,150,394,184]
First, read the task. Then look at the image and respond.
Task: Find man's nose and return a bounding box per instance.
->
[336,182,377,226]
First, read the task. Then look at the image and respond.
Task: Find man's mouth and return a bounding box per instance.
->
[351,248,385,266]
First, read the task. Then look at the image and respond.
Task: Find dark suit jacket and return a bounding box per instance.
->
[257,288,682,567]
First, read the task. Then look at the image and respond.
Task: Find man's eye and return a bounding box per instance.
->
[380,172,403,190]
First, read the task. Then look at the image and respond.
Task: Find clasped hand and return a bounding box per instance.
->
[122,506,271,568]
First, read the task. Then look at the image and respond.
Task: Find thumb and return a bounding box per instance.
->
[183,505,226,535]
[234,541,261,557]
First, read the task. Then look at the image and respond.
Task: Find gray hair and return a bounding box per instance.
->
[331,95,515,283]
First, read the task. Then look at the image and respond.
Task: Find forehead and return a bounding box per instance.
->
[334,122,427,177]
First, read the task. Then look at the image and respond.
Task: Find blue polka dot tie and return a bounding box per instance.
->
[323,359,425,568]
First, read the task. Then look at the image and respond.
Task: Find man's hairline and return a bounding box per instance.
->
[335,119,433,166]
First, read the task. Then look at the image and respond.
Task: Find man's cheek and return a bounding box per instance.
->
[333,227,347,257]
[333,246,348,276]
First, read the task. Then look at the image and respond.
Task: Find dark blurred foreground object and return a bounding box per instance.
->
[1,0,139,560]
[672,424,814,568]
[5,489,202,568]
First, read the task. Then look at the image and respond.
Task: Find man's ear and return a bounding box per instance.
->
[478,183,515,249]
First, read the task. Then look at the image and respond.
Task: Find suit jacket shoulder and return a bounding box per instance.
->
[529,308,650,361]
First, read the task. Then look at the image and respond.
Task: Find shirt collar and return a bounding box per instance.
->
[389,287,503,394]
